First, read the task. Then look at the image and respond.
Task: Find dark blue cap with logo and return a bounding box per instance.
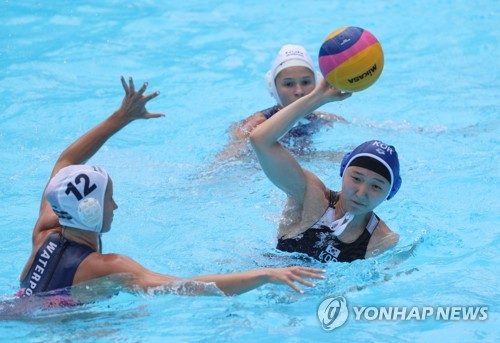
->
[340,140,402,200]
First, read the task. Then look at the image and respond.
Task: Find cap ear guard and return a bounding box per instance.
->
[77,197,102,227]
[387,175,402,200]
[265,70,278,101]
[339,152,352,177]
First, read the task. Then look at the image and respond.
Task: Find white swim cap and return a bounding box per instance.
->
[45,165,109,233]
[266,44,318,106]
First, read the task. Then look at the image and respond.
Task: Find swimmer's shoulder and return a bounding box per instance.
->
[366,219,400,258]
[33,208,62,246]
[75,252,132,284]
[303,169,329,195]
[278,172,330,239]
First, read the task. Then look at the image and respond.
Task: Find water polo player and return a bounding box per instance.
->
[250,78,402,263]
[18,77,325,301]
[218,45,347,160]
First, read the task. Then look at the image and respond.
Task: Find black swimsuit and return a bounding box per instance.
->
[276,191,380,263]
[19,232,95,297]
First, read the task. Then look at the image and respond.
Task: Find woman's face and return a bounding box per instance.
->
[340,166,390,215]
[101,177,118,233]
[275,66,315,107]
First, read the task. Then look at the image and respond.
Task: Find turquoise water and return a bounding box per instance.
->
[1,0,499,341]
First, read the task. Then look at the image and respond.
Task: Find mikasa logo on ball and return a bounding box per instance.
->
[348,64,378,84]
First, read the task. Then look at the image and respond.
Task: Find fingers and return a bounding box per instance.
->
[288,268,320,287]
[340,92,353,100]
[144,90,160,102]
[121,76,129,95]
[117,76,164,121]
[293,266,327,278]
[286,280,304,294]
[125,77,159,103]
[129,77,136,94]
[296,271,326,280]
[144,112,166,119]
[294,266,326,273]
[137,81,148,97]
[275,266,328,293]
[284,274,315,293]
[292,274,317,287]
[318,78,329,88]
[122,76,159,99]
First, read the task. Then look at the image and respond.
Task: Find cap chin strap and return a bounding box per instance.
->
[328,212,354,236]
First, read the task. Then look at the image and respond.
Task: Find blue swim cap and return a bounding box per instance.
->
[340,140,402,200]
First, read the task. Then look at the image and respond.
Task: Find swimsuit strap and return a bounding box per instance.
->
[366,213,380,234]
[261,105,281,119]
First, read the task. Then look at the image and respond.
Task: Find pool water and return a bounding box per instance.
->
[0,0,498,341]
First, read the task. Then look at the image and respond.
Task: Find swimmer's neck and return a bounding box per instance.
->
[62,226,101,252]
[336,213,371,243]
[350,212,372,227]
[336,194,372,232]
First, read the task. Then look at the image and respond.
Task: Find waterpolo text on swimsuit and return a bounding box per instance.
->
[23,241,59,296]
